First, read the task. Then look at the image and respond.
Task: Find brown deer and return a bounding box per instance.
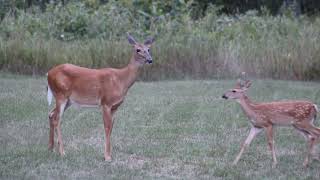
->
[222,75,319,167]
[46,33,154,161]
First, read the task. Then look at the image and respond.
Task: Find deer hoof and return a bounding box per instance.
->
[272,162,277,168]
[105,156,112,162]
[59,150,65,156]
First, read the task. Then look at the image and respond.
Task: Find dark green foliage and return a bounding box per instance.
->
[0,1,320,80]
[1,0,320,19]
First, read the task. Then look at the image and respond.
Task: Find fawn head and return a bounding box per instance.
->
[127,33,155,65]
[222,74,252,100]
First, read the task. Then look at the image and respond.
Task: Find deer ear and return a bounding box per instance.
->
[244,80,252,88]
[235,79,242,89]
[237,72,252,89]
[144,36,155,47]
[127,33,137,45]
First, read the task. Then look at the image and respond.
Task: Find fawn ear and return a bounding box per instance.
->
[244,80,252,88]
[144,36,155,47]
[127,33,137,45]
[240,80,252,91]
[236,71,251,90]
[235,79,242,89]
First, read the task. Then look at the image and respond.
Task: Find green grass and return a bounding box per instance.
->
[1,76,320,179]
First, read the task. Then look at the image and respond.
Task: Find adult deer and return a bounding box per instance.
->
[47,33,154,161]
[222,75,319,167]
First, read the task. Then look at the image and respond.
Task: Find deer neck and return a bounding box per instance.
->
[118,56,141,92]
[237,95,257,120]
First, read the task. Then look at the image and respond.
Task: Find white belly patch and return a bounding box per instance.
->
[70,93,100,109]
[70,99,100,109]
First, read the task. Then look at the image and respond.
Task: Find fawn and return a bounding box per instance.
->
[222,78,319,167]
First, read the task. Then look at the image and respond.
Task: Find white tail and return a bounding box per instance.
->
[314,104,319,112]
[47,84,53,106]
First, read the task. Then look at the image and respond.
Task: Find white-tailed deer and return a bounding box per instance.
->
[47,33,154,161]
[222,75,319,167]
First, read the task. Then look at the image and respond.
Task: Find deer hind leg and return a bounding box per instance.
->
[306,122,320,162]
[293,123,318,167]
[50,98,68,156]
[309,117,320,162]
[48,107,57,151]
[266,125,277,167]
[57,99,68,156]
[305,136,317,167]
[233,126,263,165]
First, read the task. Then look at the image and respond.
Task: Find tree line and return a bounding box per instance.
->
[1,0,320,21]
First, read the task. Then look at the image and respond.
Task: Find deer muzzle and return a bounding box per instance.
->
[146,58,153,64]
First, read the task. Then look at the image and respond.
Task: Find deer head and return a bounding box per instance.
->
[222,72,252,99]
[127,33,155,65]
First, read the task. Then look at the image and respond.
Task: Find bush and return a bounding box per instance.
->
[0,1,320,80]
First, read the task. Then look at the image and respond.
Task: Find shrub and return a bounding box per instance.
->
[0,2,319,80]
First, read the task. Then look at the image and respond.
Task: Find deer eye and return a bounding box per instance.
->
[136,49,141,53]
[232,90,236,93]
[147,49,150,52]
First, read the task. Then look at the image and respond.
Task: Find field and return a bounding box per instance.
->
[1,75,320,179]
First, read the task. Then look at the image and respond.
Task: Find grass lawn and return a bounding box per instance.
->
[1,75,320,179]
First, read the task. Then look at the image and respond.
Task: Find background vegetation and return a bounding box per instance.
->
[0,0,320,80]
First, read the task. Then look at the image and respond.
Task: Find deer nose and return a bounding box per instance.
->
[222,94,228,99]
[146,58,153,64]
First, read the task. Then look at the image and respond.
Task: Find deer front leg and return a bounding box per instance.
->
[56,121,65,156]
[233,126,263,165]
[266,125,277,167]
[294,123,318,167]
[102,106,113,161]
